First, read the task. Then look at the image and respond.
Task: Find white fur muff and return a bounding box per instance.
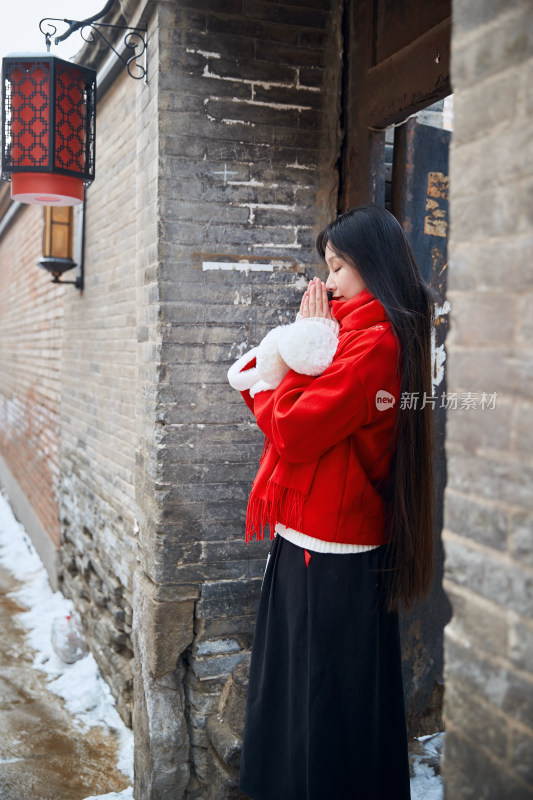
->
[227,317,339,397]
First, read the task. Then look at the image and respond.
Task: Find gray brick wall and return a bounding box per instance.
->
[132,1,342,796]
[443,1,533,797]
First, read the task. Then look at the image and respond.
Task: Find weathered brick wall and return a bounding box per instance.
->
[59,66,138,726]
[132,1,343,796]
[0,198,64,578]
[443,1,533,796]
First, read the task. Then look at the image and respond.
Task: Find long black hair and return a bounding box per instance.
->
[317,205,435,612]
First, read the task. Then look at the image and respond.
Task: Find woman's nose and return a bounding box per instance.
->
[325,274,334,290]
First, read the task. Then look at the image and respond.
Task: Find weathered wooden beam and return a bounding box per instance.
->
[365,17,451,129]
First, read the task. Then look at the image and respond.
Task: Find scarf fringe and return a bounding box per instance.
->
[245,480,306,544]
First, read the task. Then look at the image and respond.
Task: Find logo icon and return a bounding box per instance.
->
[375,390,396,411]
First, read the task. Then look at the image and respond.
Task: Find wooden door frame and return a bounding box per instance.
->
[341,0,451,210]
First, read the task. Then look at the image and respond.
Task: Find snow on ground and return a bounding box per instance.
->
[411,732,444,800]
[0,489,443,800]
[0,490,134,795]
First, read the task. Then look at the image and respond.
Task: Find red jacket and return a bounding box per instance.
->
[239,289,401,547]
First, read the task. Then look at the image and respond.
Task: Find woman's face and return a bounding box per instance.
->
[324,243,366,302]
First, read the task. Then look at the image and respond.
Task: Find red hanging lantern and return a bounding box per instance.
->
[1,53,96,206]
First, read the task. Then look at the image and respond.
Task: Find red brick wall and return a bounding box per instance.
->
[0,202,64,545]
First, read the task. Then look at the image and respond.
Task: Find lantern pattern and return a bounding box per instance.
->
[1,54,96,205]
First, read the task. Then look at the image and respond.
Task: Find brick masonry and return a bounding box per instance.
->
[131,2,343,796]
[59,66,138,726]
[4,0,529,797]
[0,198,63,563]
[442,0,533,797]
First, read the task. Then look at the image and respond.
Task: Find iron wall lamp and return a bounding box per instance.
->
[1,0,144,290]
[38,203,84,289]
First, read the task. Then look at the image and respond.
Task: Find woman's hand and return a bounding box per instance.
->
[299,277,334,321]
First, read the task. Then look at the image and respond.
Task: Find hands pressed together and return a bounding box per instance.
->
[299,277,334,321]
[228,277,339,397]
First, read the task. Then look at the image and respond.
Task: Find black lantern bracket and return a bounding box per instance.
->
[40,0,147,82]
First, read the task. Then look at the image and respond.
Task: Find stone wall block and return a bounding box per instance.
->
[204,655,252,799]
[513,397,533,455]
[453,68,520,145]
[443,723,533,800]
[446,450,533,511]
[190,652,246,681]
[518,291,533,342]
[448,240,533,293]
[133,570,192,799]
[445,630,520,709]
[444,396,511,453]
[197,579,264,622]
[443,677,508,761]
[509,618,533,672]
[443,490,507,550]
[452,128,533,209]
[502,669,533,729]
[445,347,533,400]
[199,613,261,641]
[509,511,533,567]
[509,727,533,786]
[444,582,508,658]
[135,570,196,679]
[204,751,245,800]
[452,0,525,34]
[205,717,242,772]
[451,7,533,89]
[216,655,250,744]
[444,535,533,618]
[446,290,517,346]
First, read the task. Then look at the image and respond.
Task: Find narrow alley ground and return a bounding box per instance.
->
[0,490,133,800]
[0,488,443,800]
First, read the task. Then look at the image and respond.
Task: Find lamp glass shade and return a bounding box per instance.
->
[43,205,74,260]
[2,54,96,206]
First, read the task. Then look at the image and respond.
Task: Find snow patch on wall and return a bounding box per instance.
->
[203,261,274,272]
[431,300,451,392]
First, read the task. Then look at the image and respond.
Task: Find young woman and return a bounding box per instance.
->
[227,205,435,800]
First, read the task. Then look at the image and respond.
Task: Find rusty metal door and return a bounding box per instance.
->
[391,117,452,735]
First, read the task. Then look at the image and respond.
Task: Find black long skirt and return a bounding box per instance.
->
[239,535,411,800]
